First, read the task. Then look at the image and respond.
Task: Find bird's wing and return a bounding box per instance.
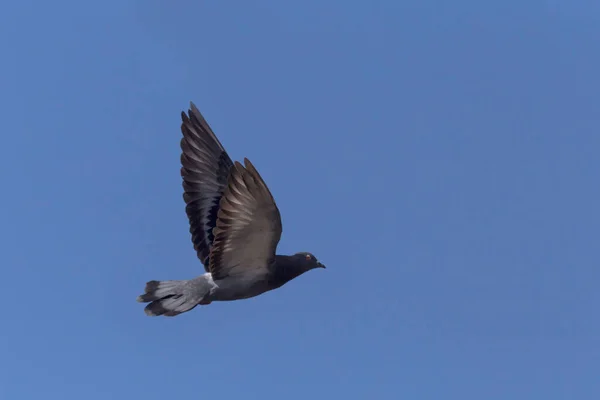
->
[209,158,283,281]
[180,102,234,270]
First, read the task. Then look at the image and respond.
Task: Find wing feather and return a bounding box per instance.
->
[180,103,233,270]
[209,159,282,280]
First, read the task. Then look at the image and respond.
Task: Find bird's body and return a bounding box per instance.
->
[137,103,325,317]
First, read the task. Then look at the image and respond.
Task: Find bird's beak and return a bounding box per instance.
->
[318,262,326,269]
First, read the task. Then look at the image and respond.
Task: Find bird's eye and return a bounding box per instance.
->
[305,254,312,260]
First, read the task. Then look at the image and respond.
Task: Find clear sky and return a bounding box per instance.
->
[1,1,599,399]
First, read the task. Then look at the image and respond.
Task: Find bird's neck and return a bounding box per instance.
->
[271,255,309,287]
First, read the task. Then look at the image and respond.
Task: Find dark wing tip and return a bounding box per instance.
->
[242,158,274,199]
[243,157,256,172]
[243,158,257,174]
[188,102,204,122]
[233,160,245,171]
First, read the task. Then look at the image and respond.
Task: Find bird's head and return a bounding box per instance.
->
[293,252,326,271]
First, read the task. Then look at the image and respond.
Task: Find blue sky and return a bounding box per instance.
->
[1,1,599,399]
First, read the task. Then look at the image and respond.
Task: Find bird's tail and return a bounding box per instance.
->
[136,277,212,317]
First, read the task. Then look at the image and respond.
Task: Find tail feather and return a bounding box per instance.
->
[137,280,179,302]
[137,277,211,317]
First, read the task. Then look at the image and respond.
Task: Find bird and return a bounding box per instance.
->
[137,102,326,317]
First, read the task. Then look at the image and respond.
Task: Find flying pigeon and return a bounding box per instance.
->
[137,102,325,316]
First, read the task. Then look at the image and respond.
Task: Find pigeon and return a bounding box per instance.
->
[137,102,325,317]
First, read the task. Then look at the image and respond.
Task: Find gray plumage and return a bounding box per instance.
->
[137,102,325,317]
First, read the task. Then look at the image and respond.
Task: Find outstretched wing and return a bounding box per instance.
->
[180,102,233,270]
[209,158,283,281]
